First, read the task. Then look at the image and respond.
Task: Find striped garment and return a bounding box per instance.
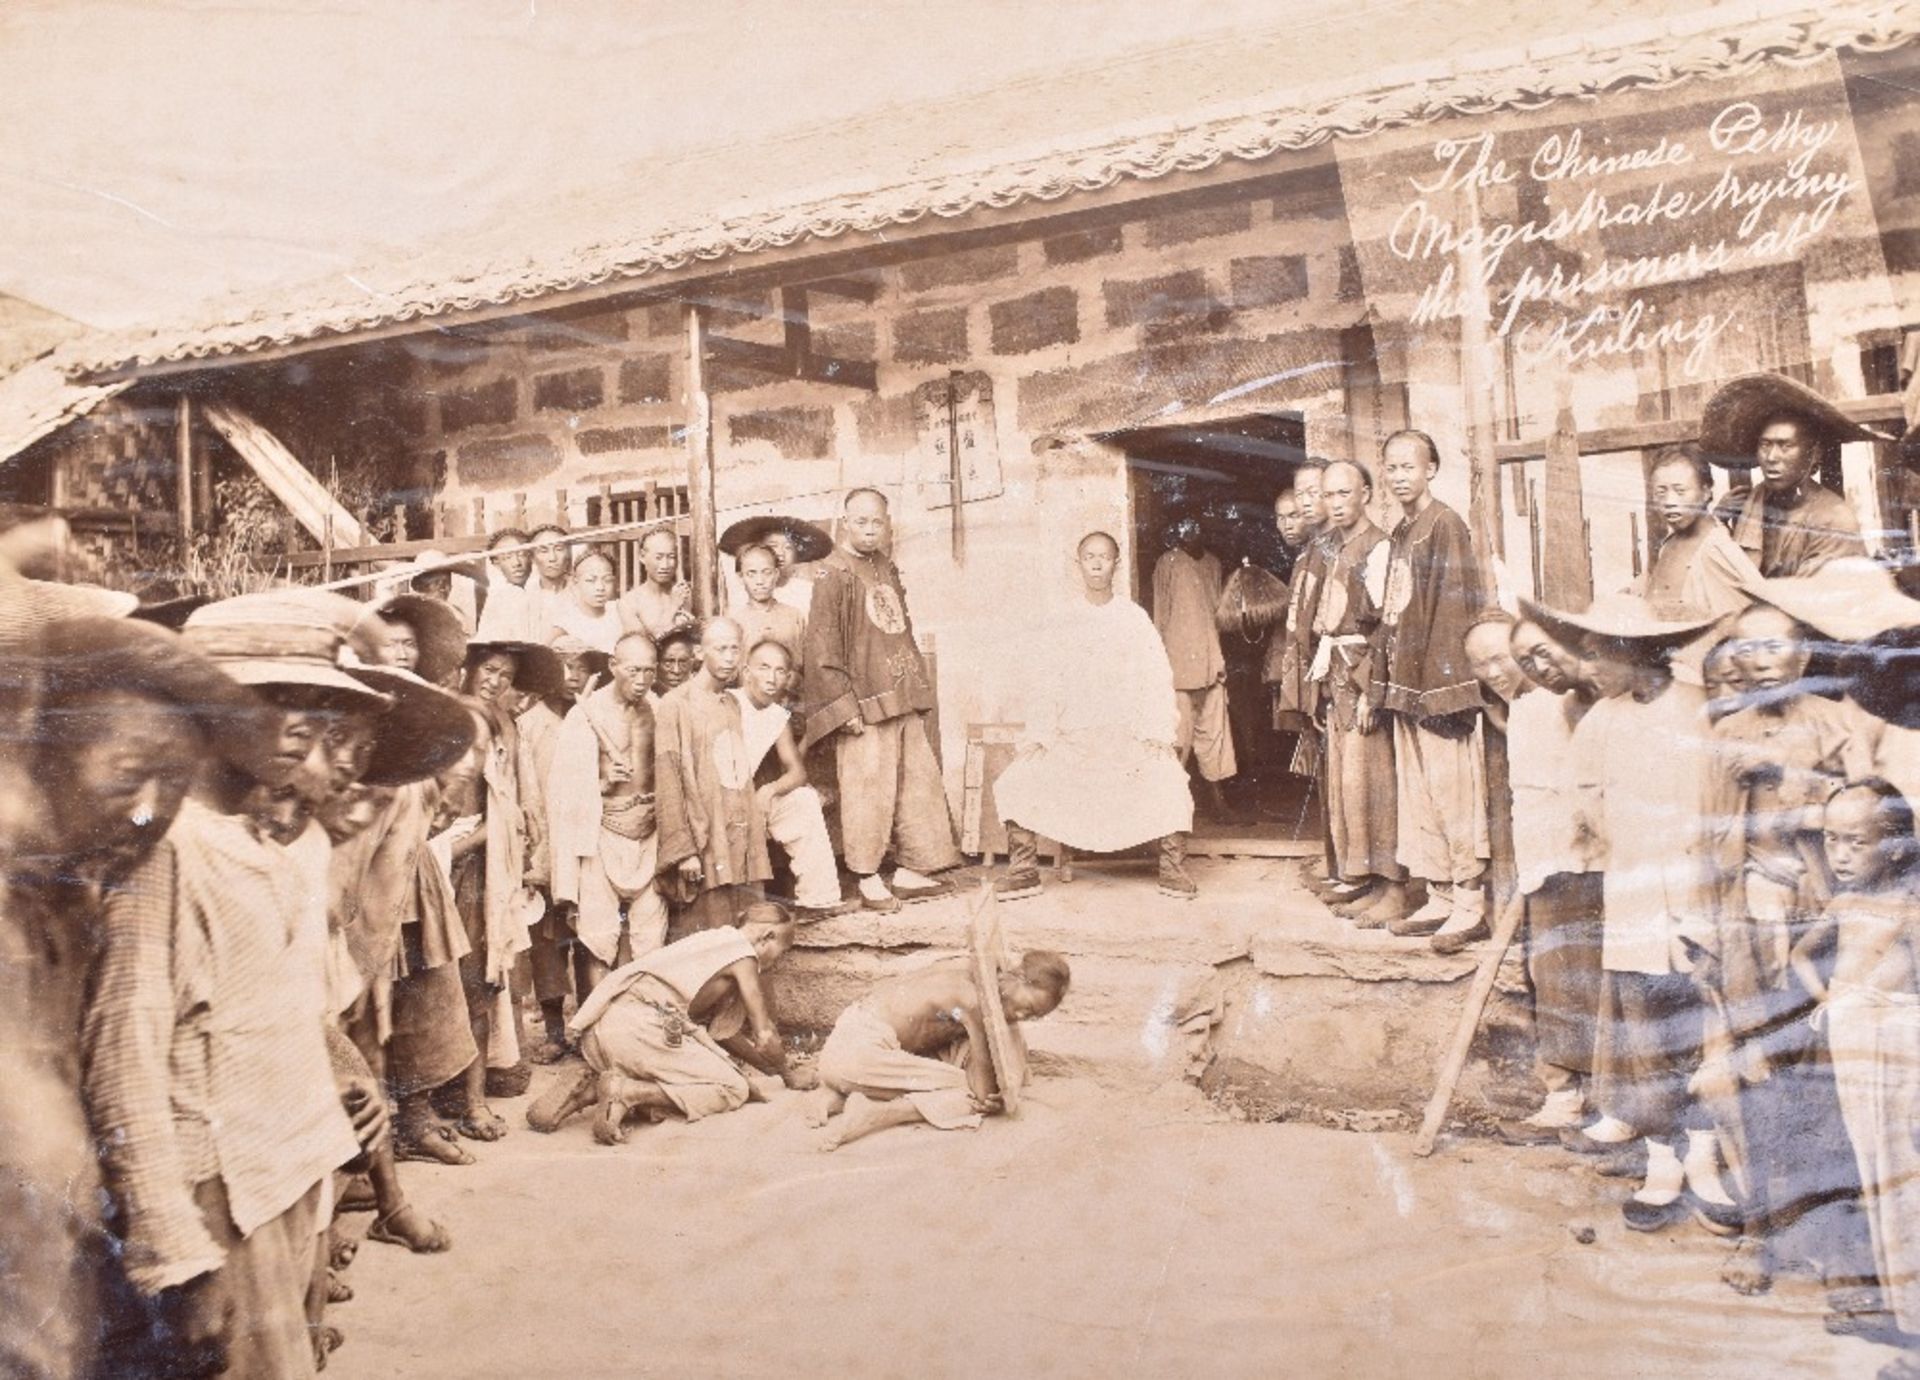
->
[85,800,358,1295]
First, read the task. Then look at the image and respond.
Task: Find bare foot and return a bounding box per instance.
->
[803,1086,847,1128]
[818,1093,926,1151]
[457,1105,508,1142]
[394,1125,474,1166]
[526,1067,599,1134]
[592,1100,630,1146]
[1722,1236,1772,1296]
[311,1323,344,1372]
[328,1230,358,1271]
[327,1271,353,1304]
[368,1202,452,1254]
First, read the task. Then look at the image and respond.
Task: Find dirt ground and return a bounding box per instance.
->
[327,1064,1891,1380]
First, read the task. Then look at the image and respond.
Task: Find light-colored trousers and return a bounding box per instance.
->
[576,828,668,966]
[767,785,840,909]
[1392,716,1489,886]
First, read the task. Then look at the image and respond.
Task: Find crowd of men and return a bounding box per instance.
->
[13,363,1920,1377]
[1251,372,1920,1378]
[0,486,1075,1379]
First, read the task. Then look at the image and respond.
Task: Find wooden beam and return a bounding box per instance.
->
[807,275,883,304]
[175,394,193,537]
[685,303,720,618]
[704,334,879,391]
[1494,393,1910,463]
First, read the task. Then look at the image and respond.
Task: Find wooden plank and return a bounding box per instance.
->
[1187,835,1321,859]
[202,401,367,546]
[685,303,720,618]
[966,882,1024,1115]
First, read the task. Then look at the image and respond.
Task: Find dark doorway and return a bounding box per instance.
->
[1108,411,1319,851]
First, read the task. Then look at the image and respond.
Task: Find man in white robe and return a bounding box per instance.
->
[995,531,1196,899]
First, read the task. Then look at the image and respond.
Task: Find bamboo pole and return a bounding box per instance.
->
[685,303,720,617]
[1413,892,1525,1157]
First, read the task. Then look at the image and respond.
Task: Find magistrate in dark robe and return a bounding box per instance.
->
[800,488,960,914]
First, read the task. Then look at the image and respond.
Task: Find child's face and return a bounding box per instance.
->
[740,549,780,603]
[559,654,592,698]
[744,647,790,706]
[1824,790,1892,891]
[1703,647,1748,721]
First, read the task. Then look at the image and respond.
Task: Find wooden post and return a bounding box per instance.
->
[685,303,720,618]
[392,504,407,542]
[1456,180,1502,596]
[433,502,447,539]
[511,491,526,531]
[554,488,569,528]
[946,371,965,564]
[471,497,486,538]
[175,394,194,537]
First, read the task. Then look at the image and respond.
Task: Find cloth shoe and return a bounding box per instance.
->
[1522,1087,1586,1130]
[1623,1139,1686,1232]
[1157,833,1198,899]
[1389,885,1453,937]
[891,867,953,903]
[1430,884,1489,955]
[858,873,901,914]
[1683,1129,1742,1235]
[1561,1115,1636,1153]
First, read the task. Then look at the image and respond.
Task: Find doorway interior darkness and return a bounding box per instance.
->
[1107,411,1319,846]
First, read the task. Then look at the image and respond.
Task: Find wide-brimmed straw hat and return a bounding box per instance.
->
[464,638,567,701]
[339,659,480,786]
[33,616,261,762]
[0,574,138,650]
[1698,373,1890,468]
[353,593,469,685]
[1518,593,1719,653]
[184,590,393,711]
[1747,558,1920,644]
[719,514,833,563]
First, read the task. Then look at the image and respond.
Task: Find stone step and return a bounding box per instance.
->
[795,856,1313,967]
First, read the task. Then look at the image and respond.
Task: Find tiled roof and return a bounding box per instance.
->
[73,0,1920,378]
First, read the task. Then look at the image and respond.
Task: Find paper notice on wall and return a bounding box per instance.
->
[914,371,1003,508]
[1335,51,1897,434]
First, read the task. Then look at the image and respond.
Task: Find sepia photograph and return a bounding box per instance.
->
[8,0,1920,1374]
